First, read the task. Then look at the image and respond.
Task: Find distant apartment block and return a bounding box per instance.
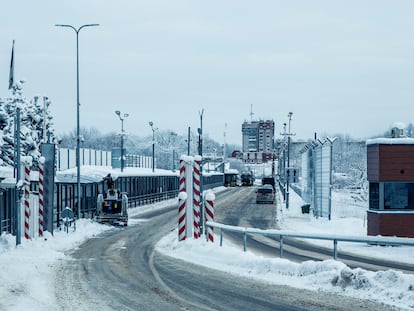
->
[241,120,275,163]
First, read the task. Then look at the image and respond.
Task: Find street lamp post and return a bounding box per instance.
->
[149,122,157,172]
[115,111,129,172]
[55,23,99,219]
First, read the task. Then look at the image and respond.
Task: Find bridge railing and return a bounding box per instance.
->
[206,221,414,260]
[128,190,179,208]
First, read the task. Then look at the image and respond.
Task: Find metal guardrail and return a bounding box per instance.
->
[55,190,178,228]
[1,219,11,233]
[128,190,179,208]
[206,221,414,260]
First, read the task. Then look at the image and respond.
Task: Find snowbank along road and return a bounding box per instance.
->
[54,188,399,310]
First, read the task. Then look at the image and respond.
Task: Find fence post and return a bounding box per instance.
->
[333,239,338,260]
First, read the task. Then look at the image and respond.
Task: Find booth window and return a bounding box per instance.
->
[384,182,414,210]
[369,182,379,210]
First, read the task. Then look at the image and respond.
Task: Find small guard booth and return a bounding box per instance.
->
[367,127,414,238]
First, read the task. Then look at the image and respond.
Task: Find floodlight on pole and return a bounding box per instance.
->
[149,121,157,172]
[115,110,129,172]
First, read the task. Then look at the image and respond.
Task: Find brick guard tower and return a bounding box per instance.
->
[367,124,414,238]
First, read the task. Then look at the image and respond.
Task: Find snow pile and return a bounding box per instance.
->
[156,231,414,310]
[0,219,113,311]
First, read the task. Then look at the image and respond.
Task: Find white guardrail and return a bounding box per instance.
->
[206,221,414,260]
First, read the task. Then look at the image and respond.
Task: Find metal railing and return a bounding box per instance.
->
[206,221,414,260]
[1,219,11,234]
[128,190,178,208]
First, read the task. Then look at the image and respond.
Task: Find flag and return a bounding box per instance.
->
[8,40,15,90]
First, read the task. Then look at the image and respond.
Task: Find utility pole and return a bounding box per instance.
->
[187,126,191,155]
[280,112,295,209]
[286,112,295,209]
[198,109,204,235]
[170,132,177,171]
[223,123,227,161]
[42,96,49,143]
[280,123,287,202]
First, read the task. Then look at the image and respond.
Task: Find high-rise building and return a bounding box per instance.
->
[242,121,258,152]
[241,120,275,163]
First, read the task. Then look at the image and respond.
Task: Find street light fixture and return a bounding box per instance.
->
[149,121,157,172]
[55,23,99,219]
[115,110,129,172]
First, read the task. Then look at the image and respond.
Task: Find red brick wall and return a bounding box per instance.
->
[367,144,414,181]
[367,145,379,181]
[368,211,414,238]
[379,145,414,181]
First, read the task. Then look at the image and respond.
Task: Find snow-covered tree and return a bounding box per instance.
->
[0,81,56,168]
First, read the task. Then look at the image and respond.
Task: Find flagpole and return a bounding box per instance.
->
[9,40,14,90]
[9,39,21,245]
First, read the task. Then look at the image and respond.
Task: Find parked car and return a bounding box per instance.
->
[256,185,275,204]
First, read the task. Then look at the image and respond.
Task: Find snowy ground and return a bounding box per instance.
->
[0,187,413,311]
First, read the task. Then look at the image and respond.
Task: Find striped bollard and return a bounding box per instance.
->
[179,158,186,193]
[205,191,215,242]
[193,157,201,238]
[24,162,31,240]
[38,157,45,237]
[178,192,187,241]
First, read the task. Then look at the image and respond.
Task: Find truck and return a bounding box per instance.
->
[95,188,128,226]
[240,171,254,186]
[262,177,276,190]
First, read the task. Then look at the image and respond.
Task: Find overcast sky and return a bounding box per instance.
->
[2,1,414,145]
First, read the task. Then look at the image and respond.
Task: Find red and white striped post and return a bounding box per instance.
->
[205,191,215,242]
[193,157,201,238]
[178,192,187,241]
[38,157,45,237]
[24,161,31,240]
[179,158,186,193]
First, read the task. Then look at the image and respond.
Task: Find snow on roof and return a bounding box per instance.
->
[366,137,414,145]
[225,168,239,174]
[202,171,223,177]
[390,121,406,129]
[56,165,179,184]
[0,166,14,178]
